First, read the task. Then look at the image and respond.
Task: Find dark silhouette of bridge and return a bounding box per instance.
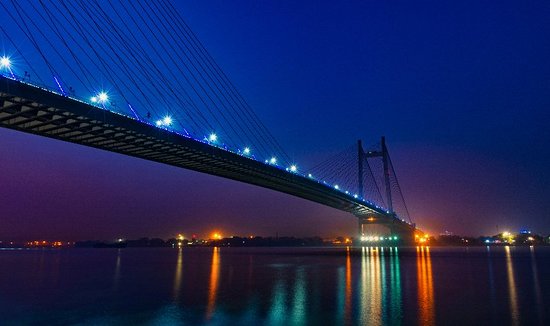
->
[0,0,422,243]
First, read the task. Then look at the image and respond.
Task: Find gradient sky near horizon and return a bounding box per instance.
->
[1,0,549,240]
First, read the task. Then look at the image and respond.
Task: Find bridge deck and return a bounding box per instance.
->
[0,76,411,223]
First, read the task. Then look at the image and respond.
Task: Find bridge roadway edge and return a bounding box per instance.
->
[1,76,419,240]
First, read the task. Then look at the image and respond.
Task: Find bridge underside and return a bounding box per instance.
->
[0,76,416,234]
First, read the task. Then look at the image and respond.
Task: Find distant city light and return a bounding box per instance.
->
[334,185,339,190]
[308,173,313,178]
[0,56,11,69]
[243,147,250,155]
[269,157,277,164]
[90,96,98,103]
[290,165,297,172]
[209,133,217,142]
[156,120,163,126]
[211,232,222,240]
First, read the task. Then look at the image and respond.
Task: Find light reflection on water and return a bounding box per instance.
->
[530,246,543,323]
[345,246,352,324]
[113,248,121,292]
[417,246,434,325]
[389,247,402,325]
[505,246,519,326]
[206,247,220,321]
[290,267,306,325]
[173,247,182,301]
[0,246,548,325]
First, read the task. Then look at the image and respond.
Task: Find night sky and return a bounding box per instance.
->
[1,0,549,241]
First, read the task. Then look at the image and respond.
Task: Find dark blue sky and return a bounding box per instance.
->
[1,0,549,240]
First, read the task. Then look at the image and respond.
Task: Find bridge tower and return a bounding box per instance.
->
[381,136,393,214]
[356,137,415,244]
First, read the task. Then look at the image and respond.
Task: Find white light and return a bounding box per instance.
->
[334,185,339,190]
[209,133,217,142]
[354,194,358,198]
[97,92,109,103]
[270,157,277,164]
[0,56,11,68]
[308,173,313,178]
[163,116,172,125]
[90,96,98,103]
[243,147,250,155]
[290,165,297,172]
[156,120,163,126]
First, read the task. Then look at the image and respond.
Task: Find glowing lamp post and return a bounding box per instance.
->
[0,56,15,78]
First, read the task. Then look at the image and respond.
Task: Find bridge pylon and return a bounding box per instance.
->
[355,137,417,245]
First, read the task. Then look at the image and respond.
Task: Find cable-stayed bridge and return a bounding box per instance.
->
[0,0,421,242]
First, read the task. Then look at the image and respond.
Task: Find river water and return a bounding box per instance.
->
[0,246,548,325]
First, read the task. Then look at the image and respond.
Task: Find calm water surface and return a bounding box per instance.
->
[0,246,548,325]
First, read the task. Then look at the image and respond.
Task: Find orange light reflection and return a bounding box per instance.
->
[417,246,434,325]
[345,246,352,324]
[206,247,220,320]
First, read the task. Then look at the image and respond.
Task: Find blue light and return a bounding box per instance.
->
[269,157,277,164]
[163,116,172,126]
[91,91,109,105]
[0,56,11,69]
[243,147,251,155]
[209,133,217,142]
[290,165,297,172]
[98,92,109,103]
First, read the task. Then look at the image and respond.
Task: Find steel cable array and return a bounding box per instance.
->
[0,0,412,223]
[0,0,291,165]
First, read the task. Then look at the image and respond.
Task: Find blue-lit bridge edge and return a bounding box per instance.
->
[0,75,420,242]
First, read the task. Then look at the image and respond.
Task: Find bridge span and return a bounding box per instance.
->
[1,75,419,243]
